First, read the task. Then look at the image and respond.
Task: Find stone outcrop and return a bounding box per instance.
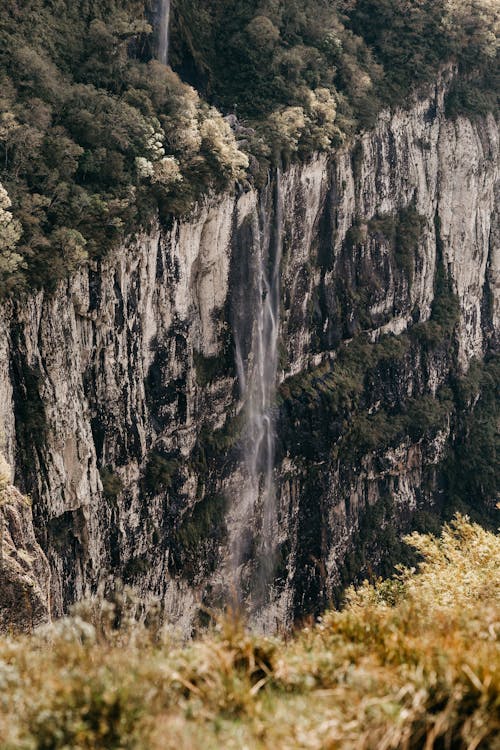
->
[0,70,498,629]
[0,456,51,631]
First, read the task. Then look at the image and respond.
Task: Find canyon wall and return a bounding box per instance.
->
[0,73,498,629]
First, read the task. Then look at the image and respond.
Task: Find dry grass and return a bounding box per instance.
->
[0,514,498,749]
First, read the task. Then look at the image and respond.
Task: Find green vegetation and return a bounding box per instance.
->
[278,264,495,521]
[338,494,446,591]
[445,69,499,118]
[10,336,48,475]
[143,451,179,493]
[175,493,227,551]
[170,492,228,581]
[0,0,498,294]
[412,215,461,345]
[0,515,498,748]
[123,556,151,582]
[0,0,247,293]
[172,0,498,152]
[395,206,427,280]
[99,467,124,503]
[348,0,499,106]
[279,332,414,419]
[190,414,244,479]
[346,204,428,282]
[446,355,500,517]
[193,352,223,387]
[340,391,454,459]
[193,341,234,387]
[178,0,499,117]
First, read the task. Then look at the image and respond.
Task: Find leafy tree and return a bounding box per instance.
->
[0,183,24,288]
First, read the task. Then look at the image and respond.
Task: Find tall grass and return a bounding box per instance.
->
[0,514,498,749]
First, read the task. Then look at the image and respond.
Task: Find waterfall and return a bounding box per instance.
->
[157,0,171,65]
[232,169,283,612]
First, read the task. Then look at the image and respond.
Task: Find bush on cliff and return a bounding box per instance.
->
[0,514,498,748]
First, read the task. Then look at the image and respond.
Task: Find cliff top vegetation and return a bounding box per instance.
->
[0,514,498,748]
[0,0,498,294]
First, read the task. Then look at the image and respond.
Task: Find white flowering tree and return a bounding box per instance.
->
[200,111,249,181]
[0,183,23,280]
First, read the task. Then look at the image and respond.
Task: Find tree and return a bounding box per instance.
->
[0,183,23,280]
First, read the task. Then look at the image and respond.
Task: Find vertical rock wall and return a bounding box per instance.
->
[0,75,497,628]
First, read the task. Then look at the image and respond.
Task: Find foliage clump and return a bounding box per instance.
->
[0,1,248,293]
[143,451,179,493]
[172,0,499,156]
[0,515,498,748]
[0,182,23,290]
[99,467,124,503]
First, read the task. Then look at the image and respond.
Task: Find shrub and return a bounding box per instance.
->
[100,468,124,503]
[143,451,179,493]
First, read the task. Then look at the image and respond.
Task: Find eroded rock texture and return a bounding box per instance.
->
[0,456,51,631]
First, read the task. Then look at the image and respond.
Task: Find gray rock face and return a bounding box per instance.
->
[0,456,51,631]
[0,72,498,629]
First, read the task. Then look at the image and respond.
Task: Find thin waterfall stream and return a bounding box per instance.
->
[233,169,283,615]
[157,0,171,65]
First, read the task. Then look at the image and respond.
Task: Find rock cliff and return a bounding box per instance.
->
[0,455,51,631]
[0,72,498,630]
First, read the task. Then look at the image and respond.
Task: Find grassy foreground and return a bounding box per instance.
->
[0,515,498,749]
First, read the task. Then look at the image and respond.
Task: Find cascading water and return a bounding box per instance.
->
[157,0,171,65]
[232,170,283,617]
